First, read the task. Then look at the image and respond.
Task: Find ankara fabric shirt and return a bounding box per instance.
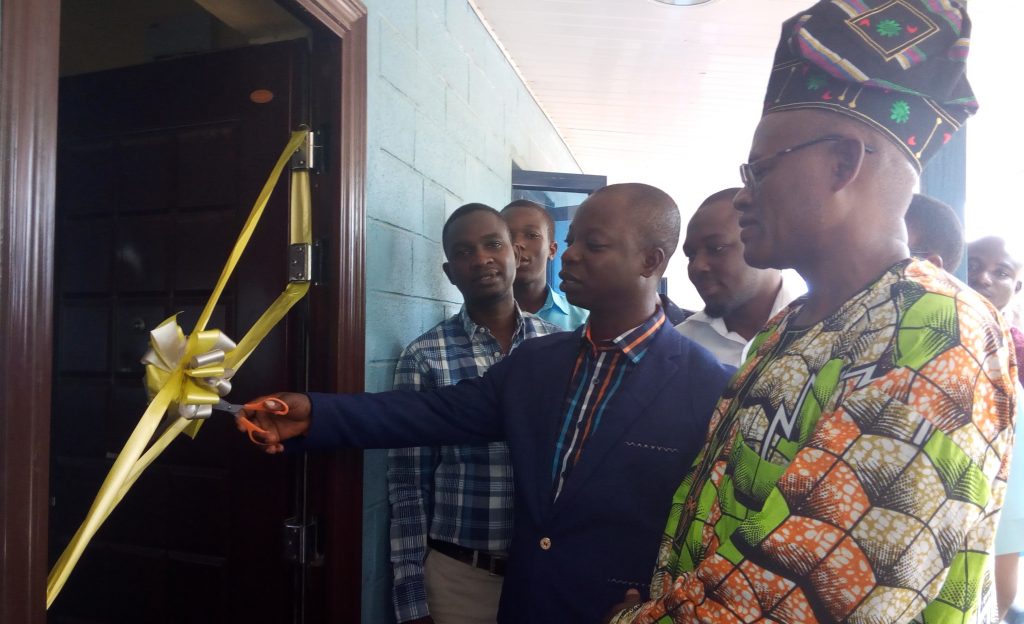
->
[612,259,1017,624]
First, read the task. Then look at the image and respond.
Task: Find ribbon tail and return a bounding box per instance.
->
[193,130,308,334]
[46,377,181,607]
[225,282,310,372]
[118,416,194,500]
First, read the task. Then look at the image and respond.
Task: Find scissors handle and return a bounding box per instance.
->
[236,416,269,446]
[241,398,289,416]
[235,398,289,446]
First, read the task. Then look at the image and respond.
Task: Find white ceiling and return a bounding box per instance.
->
[471,0,815,307]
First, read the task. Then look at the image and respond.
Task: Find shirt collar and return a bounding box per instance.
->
[540,287,571,315]
[457,303,526,339]
[688,273,804,340]
[580,306,666,364]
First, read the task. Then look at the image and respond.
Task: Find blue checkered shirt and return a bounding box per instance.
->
[387,306,560,622]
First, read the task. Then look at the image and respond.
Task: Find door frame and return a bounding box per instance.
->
[0,0,367,621]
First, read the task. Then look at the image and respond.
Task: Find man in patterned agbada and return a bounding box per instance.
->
[607,1,1017,623]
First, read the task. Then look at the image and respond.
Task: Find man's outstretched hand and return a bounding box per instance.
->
[238,392,311,453]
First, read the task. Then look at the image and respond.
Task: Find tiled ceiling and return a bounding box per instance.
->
[471,0,815,306]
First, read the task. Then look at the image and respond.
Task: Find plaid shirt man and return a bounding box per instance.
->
[387,305,560,622]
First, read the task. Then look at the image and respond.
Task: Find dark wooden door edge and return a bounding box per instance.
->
[292,0,367,39]
[0,0,59,622]
[298,2,368,618]
[290,0,368,396]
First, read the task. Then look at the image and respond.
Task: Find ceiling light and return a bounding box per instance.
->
[652,0,715,5]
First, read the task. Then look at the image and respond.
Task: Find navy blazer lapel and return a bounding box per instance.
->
[550,324,684,512]
[522,329,584,519]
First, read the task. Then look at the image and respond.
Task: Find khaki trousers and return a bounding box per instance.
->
[423,548,504,624]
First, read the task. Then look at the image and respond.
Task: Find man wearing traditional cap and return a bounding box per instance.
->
[608,2,1017,623]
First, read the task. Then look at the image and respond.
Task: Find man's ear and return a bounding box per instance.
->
[831,137,868,192]
[513,244,522,268]
[641,247,666,278]
[548,240,558,261]
[1015,279,1022,295]
[925,253,945,270]
[442,262,455,285]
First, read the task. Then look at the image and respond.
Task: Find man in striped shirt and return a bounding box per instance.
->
[387,203,559,624]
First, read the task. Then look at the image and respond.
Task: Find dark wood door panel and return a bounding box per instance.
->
[51,41,306,623]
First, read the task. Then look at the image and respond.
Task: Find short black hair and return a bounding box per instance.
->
[697,188,742,211]
[905,193,964,271]
[441,203,506,258]
[501,199,555,241]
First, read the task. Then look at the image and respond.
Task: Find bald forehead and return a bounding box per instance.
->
[579,184,679,252]
[593,182,672,205]
[750,111,819,158]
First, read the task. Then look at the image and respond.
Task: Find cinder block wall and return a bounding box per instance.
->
[361,1,580,621]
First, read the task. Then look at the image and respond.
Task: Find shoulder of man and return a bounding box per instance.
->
[654,316,731,367]
[397,312,468,360]
[522,313,563,338]
[509,322,580,357]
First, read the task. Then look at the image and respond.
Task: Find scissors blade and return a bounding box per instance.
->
[213,399,244,415]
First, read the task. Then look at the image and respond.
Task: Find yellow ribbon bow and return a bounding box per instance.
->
[142,317,237,421]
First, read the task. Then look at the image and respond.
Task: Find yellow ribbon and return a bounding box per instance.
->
[47,130,312,607]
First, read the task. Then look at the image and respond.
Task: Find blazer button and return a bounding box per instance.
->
[539,537,552,550]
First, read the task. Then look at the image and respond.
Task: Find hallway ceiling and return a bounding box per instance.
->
[471,0,815,305]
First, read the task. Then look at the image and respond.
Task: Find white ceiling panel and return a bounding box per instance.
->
[472,0,814,305]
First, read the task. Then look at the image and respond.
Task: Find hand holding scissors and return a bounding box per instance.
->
[213,398,289,445]
[223,393,311,453]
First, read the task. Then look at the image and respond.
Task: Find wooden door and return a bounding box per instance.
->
[50,41,307,623]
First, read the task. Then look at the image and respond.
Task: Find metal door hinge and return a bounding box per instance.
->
[288,240,323,284]
[283,516,324,566]
[289,129,322,174]
[288,243,313,282]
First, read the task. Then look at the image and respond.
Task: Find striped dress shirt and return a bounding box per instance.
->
[551,308,667,500]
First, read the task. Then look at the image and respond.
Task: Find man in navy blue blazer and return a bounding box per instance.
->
[243,183,733,623]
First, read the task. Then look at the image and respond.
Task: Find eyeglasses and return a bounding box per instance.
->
[739,135,876,192]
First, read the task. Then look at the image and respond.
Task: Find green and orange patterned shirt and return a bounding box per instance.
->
[612,259,1017,624]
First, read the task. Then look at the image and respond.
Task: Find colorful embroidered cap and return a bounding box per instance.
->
[763,0,977,171]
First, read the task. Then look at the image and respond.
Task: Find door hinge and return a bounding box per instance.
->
[283,516,324,566]
[288,240,323,284]
[289,129,322,174]
[288,243,313,282]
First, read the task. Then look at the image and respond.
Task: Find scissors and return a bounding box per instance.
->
[213,398,289,445]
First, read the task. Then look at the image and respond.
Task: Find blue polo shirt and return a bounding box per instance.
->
[535,287,588,331]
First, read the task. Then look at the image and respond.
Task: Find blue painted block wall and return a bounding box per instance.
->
[361,1,580,621]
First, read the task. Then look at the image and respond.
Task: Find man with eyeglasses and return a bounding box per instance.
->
[607,1,1017,623]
